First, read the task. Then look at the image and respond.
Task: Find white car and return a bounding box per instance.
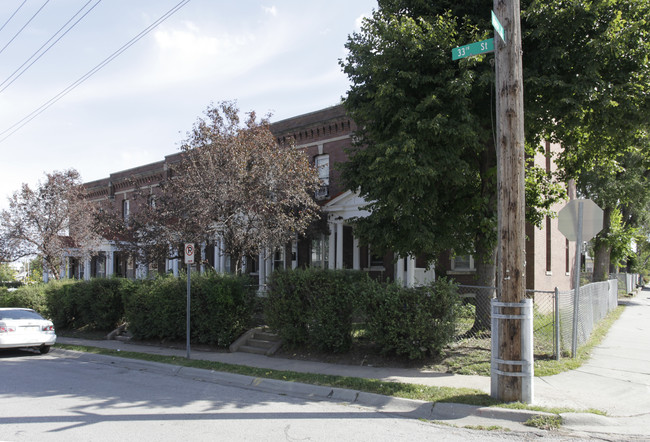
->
[0,308,57,354]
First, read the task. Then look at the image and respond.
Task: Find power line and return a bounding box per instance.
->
[0,0,102,94]
[0,0,50,56]
[0,0,27,34]
[0,0,191,144]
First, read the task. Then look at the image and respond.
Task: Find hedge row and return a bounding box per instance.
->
[2,269,460,358]
[265,268,460,359]
[125,272,254,346]
[0,273,255,348]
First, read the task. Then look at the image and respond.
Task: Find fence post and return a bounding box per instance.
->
[554,287,560,361]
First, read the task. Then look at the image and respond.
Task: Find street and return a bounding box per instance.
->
[0,348,563,442]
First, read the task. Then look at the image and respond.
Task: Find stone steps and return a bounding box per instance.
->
[230,327,282,356]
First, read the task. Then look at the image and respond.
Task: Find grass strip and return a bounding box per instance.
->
[534,305,625,377]
[57,343,498,407]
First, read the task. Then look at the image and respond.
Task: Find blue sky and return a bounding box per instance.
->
[0,0,377,208]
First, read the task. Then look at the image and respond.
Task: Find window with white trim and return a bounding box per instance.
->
[451,254,475,271]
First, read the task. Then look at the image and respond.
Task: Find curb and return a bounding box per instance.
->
[53,347,551,425]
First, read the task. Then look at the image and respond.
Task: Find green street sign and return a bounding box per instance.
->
[491,10,506,43]
[451,38,494,60]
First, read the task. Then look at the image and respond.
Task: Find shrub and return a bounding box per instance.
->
[265,268,371,353]
[45,278,131,330]
[124,272,254,347]
[364,278,460,359]
[0,284,49,315]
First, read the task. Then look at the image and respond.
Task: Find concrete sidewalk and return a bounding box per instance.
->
[55,287,650,438]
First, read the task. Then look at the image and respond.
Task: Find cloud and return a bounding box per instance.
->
[355,13,369,30]
[262,5,278,17]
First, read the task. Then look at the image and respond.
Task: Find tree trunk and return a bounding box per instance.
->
[466,243,497,335]
[593,207,612,282]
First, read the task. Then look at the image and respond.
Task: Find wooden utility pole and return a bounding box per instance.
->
[494,0,526,402]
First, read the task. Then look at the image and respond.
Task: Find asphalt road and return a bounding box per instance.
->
[0,348,575,442]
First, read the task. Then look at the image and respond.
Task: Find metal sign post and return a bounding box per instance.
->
[571,201,584,358]
[184,243,194,359]
[557,199,604,357]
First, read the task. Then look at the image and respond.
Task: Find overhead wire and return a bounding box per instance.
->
[0,0,50,56]
[0,0,191,144]
[0,0,28,34]
[0,0,102,94]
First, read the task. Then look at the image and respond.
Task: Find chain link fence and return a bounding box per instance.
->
[456,278,620,359]
[557,279,618,356]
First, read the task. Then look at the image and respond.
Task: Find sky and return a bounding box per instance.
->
[0,0,377,209]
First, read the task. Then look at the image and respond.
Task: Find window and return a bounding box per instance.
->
[315,154,330,185]
[273,248,285,270]
[546,216,552,274]
[369,249,384,270]
[311,235,329,269]
[122,199,130,221]
[451,254,475,271]
[314,155,329,200]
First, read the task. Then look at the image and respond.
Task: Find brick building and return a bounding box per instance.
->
[64,104,573,291]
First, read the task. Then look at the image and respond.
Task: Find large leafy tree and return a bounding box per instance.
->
[341,0,650,285]
[99,101,321,274]
[341,2,498,275]
[0,169,101,279]
[523,0,650,280]
[340,1,564,332]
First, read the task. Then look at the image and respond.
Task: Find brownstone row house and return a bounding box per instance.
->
[62,104,575,292]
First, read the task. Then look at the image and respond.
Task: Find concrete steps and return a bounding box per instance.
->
[230,327,282,356]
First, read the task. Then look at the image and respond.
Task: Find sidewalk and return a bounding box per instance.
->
[56,287,650,438]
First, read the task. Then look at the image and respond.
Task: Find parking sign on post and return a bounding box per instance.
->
[184,243,194,264]
[184,243,194,359]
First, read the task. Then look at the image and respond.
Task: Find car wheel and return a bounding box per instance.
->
[39,345,51,355]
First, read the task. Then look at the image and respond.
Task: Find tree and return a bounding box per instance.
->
[0,169,101,279]
[100,101,321,274]
[339,1,563,332]
[523,0,650,280]
[0,262,16,282]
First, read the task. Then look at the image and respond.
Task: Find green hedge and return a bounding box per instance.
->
[0,284,49,314]
[265,268,372,353]
[124,272,254,347]
[364,278,460,359]
[265,269,460,359]
[45,278,132,330]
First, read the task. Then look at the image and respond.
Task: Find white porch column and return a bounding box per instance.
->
[292,240,298,269]
[265,248,273,277]
[84,257,91,281]
[258,251,266,290]
[213,244,220,272]
[60,257,66,279]
[171,250,179,277]
[396,256,405,286]
[336,222,344,269]
[200,243,206,274]
[106,250,114,277]
[406,255,416,288]
[219,237,226,273]
[353,237,360,270]
[328,224,336,270]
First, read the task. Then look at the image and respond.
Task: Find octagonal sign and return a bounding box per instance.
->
[558,199,604,242]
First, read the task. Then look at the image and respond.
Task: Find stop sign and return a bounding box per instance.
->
[558,199,604,241]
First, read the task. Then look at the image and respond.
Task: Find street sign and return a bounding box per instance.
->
[452,38,494,60]
[491,11,506,43]
[184,243,194,264]
[558,199,604,242]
